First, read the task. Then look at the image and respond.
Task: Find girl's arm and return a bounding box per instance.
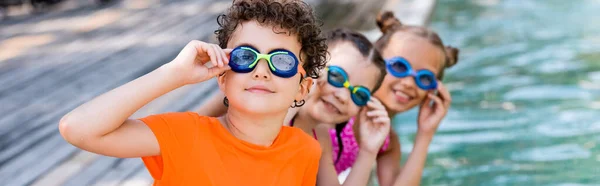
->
[391,133,433,186]
[59,41,231,158]
[314,125,378,186]
[196,91,228,117]
[375,129,401,186]
[393,82,452,186]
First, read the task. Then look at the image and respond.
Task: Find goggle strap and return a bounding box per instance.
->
[240,46,255,51]
[248,60,258,68]
[271,51,288,55]
[267,61,277,71]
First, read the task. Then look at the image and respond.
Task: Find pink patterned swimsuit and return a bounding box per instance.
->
[330,117,390,174]
[289,117,391,174]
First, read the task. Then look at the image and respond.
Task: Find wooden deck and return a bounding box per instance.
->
[0,0,230,185]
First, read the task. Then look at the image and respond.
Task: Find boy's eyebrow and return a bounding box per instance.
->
[237,43,295,55]
[237,43,259,52]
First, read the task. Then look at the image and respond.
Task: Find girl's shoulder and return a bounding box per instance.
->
[313,123,335,136]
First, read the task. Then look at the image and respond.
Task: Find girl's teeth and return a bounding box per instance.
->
[323,100,340,114]
[395,91,409,99]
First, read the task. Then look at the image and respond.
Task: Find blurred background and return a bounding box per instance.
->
[1,0,599,185]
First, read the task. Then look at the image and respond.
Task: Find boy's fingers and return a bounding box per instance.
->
[220,48,230,65]
[209,44,220,67]
[215,45,226,67]
[206,46,218,67]
[210,44,224,67]
[208,65,231,77]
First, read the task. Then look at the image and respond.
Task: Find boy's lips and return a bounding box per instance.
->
[246,85,274,94]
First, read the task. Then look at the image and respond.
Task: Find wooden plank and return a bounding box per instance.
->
[0,0,194,40]
[0,0,211,90]
[0,11,197,100]
[61,156,120,186]
[92,158,142,186]
[30,151,99,186]
[5,144,76,186]
[0,115,58,166]
[0,0,214,99]
[0,134,74,186]
[0,7,143,77]
[119,166,152,186]
[0,6,91,40]
[0,1,204,103]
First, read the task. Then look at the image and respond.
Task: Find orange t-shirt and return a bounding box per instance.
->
[139,112,321,186]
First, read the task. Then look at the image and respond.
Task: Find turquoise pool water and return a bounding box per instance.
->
[393,0,600,185]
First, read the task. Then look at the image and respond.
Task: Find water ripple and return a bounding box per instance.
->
[504,85,593,101]
[510,144,591,162]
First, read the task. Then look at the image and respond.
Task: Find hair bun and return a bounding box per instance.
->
[444,46,459,68]
[376,11,402,34]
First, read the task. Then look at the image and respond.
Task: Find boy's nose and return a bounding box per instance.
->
[251,60,272,80]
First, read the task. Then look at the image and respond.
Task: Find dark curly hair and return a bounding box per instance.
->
[215,0,328,79]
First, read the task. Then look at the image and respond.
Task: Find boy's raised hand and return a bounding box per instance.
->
[168,40,232,85]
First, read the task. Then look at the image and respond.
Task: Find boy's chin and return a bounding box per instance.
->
[230,101,289,115]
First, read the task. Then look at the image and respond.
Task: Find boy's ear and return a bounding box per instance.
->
[295,77,313,101]
[217,72,227,93]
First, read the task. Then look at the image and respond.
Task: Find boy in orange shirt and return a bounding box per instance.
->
[58,0,328,185]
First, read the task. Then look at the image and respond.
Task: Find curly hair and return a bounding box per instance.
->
[215,0,328,79]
